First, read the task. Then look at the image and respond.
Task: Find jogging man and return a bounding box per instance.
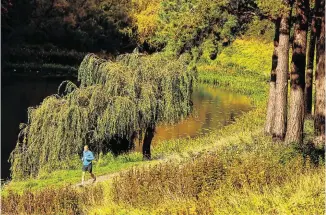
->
[81,145,96,185]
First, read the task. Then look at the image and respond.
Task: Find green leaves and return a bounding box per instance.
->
[142,0,238,56]
[255,0,291,19]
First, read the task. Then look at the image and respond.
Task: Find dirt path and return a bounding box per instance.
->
[74,159,163,187]
[73,135,229,188]
[74,171,120,187]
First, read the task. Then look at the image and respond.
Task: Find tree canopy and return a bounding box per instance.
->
[131,0,259,57]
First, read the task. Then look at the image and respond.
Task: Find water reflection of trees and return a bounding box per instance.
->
[149,85,252,147]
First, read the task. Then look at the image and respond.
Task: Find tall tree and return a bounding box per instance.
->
[286,0,310,143]
[305,0,319,115]
[273,0,293,140]
[314,0,325,136]
[265,18,281,134]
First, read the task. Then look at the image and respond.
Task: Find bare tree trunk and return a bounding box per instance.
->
[286,0,309,144]
[265,18,281,134]
[314,0,325,137]
[142,127,155,160]
[273,2,293,140]
[304,2,318,115]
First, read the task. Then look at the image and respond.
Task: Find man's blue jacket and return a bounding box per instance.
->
[82,151,94,166]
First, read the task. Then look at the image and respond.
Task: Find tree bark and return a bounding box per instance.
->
[142,127,155,160]
[265,18,281,134]
[304,1,318,115]
[314,0,325,137]
[273,2,292,140]
[286,0,309,144]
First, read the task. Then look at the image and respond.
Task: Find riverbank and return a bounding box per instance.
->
[2,39,324,215]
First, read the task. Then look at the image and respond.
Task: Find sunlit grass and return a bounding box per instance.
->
[2,153,144,196]
[197,39,272,106]
[88,120,324,215]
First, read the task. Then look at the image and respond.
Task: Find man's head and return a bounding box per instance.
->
[84,145,89,151]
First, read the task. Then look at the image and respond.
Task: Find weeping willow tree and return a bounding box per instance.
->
[10,52,196,179]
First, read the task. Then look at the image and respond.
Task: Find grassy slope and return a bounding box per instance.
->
[2,39,324,215]
[2,153,145,195]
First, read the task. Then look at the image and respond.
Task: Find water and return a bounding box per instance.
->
[135,84,252,151]
[1,76,75,179]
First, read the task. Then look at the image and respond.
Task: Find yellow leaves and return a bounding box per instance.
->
[216,39,273,76]
[131,0,161,43]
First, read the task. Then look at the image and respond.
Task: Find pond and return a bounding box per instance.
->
[134,84,252,151]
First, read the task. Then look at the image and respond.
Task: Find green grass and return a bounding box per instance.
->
[196,39,272,105]
[2,153,144,196]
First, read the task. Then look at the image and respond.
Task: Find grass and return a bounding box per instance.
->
[2,38,324,215]
[102,170,322,215]
[196,39,273,106]
[2,153,145,195]
[89,143,323,215]
[2,184,104,215]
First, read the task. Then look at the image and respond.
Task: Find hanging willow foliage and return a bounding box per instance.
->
[10,52,196,179]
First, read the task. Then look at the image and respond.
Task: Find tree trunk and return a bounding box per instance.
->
[304,2,318,115]
[265,18,281,134]
[142,127,155,159]
[273,3,292,140]
[286,0,309,144]
[314,0,325,137]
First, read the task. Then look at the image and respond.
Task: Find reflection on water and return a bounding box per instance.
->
[135,84,252,151]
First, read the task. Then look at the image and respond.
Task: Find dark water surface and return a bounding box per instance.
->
[1,76,74,179]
